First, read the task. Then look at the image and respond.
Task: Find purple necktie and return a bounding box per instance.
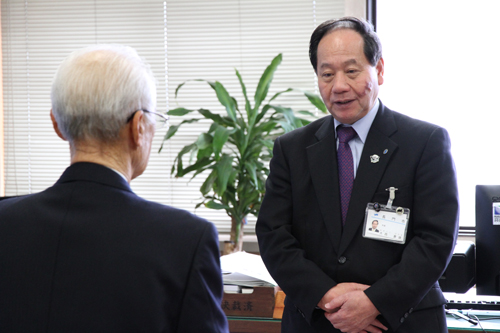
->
[337,126,356,225]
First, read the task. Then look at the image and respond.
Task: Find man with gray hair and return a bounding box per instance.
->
[0,45,229,332]
[257,17,459,332]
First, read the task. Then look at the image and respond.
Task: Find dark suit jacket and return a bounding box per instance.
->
[256,102,459,332]
[0,162,228,333]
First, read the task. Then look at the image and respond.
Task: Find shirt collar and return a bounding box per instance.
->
[107,166,129,182]
[334,99,380,143]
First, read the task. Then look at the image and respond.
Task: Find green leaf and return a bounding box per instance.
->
[257,121,278,134]
[221,186,237,211]
[232,97,241,115]
[268,88,293,103]
[236,117,247,130]
[240,191,259,212]
[231,128,246,150]
[296,118,312,126]
[213,125,231,159]
[163,118,200,141]
[254,53,282,111]
[197,145,213,160]
[198,108,222,122]
[174,81,187,98]
[255,104,271,124]
[202,80,217,91]
[277,120,295,133]
[260,138,274,151]
[244,161,258,188]
[176,156,184,176]
[174,143,197,177]
[215,81,237,122]
[298,110,317,117]
[236,69,253,120]
[205,200,229,210]
[198,109,233,127]
[167,107,195,116]
[182,157,213,175]
[192,166,211,179]
[269,105,303,130]
[215,154,234,197]
[228,169,238,186]
[195,133,213,150]
[200,169,217,195]
[175,79,216,98]
[303,90,328,113]
[207,122,219,134]
[161,124,180,143]
[255,172,267,191]
[177,143,197,158]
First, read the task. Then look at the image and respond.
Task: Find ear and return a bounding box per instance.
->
[376,57,384,86]
[50,110,67,141]
[130,110,146,147]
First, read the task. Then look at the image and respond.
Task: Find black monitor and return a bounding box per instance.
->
[476,185,500,295]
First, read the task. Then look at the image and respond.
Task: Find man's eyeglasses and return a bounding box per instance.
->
[126,109,169,130]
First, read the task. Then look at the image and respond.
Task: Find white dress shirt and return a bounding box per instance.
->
[334,99,379,178]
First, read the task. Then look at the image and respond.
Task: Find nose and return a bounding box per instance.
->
[331,73,350,94]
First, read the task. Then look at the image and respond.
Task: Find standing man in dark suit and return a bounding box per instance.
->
[0,45,228,333]
[256,17,459,333]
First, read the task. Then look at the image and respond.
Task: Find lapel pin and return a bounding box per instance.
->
[383,149,388,154]
[370,154,380,163]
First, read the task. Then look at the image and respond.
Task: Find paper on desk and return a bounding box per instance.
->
[220,251,277,287]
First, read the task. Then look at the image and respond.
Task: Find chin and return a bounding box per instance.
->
[331,114,357,125]
[331,109,366,125]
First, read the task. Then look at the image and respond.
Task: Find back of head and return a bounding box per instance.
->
[51,45,157,143]
[309,16,382,72]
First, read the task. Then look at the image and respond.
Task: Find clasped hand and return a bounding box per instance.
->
[318,283,388,333]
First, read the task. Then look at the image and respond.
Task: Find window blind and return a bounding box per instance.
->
[1,0,344,235]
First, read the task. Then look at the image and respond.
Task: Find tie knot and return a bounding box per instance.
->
[337,126,356,143]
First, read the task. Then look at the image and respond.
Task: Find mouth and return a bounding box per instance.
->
[333,99,354,106]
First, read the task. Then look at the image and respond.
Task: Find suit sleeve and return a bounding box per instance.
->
[364,127,459,330]
[256,137,337,323]
[176,222,229,333]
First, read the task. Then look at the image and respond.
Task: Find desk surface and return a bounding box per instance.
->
[447,313,500,332]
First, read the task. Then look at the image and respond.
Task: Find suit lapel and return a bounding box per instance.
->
[307,116,343,253]
[339,103,399,255]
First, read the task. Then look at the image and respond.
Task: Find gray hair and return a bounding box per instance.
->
[51,44,157,143]
[309,17,382,72]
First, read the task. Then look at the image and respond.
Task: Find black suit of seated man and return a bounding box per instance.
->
[0,45,229,333]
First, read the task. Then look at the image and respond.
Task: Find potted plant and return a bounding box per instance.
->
[161,54,326,254]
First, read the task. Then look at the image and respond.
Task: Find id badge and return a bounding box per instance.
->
[362,187,410,244]
[363,203,410,244]
[493,202,500,225]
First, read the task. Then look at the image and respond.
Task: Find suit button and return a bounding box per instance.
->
[404,313,409,318]
[400,317,405,323]
[409,308,413,313]
[338,256,347,264]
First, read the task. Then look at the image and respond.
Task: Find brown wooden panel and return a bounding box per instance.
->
[223,287,275,318]
[228,318,281,333]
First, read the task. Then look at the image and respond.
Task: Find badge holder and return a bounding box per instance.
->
[363,187,410,244]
